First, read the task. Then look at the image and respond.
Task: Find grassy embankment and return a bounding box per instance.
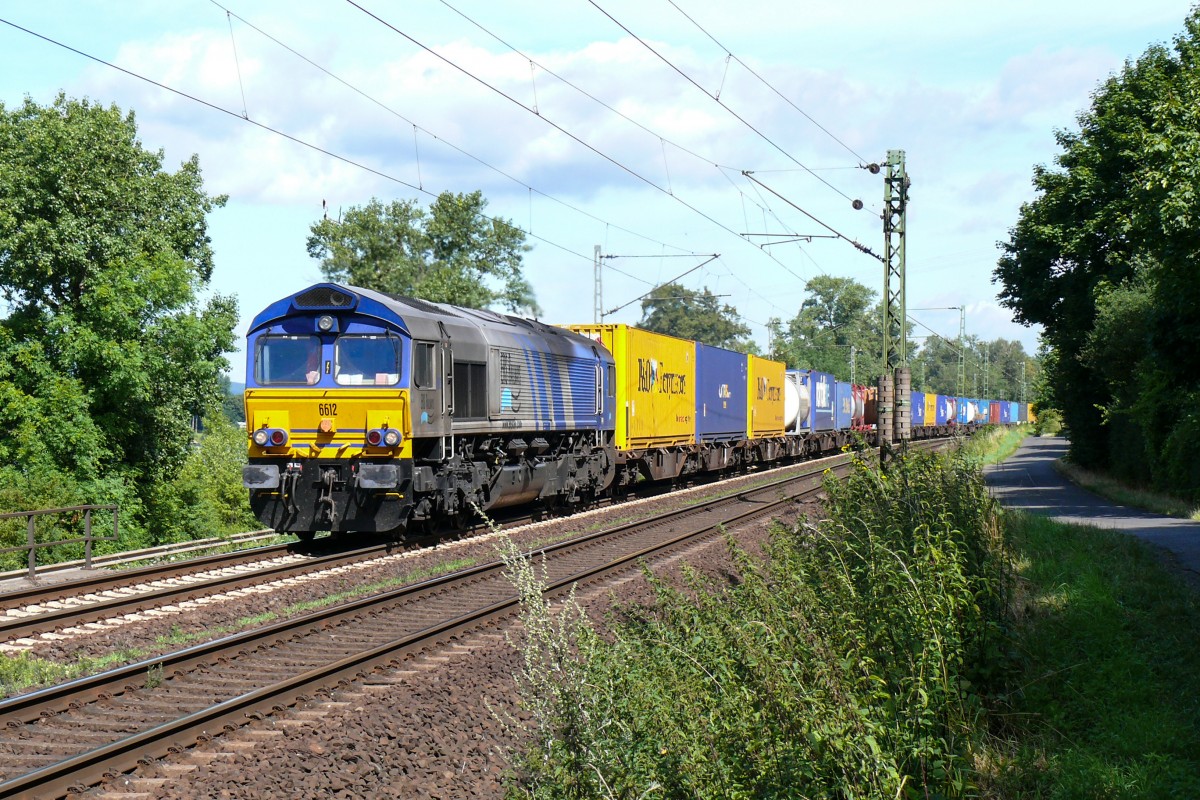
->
[980,511,1200,797]
[1055,459,1200,521]
[501,426,1200,798]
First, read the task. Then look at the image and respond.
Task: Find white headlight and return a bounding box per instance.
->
[252,429,270,446]
[383,428,402,447]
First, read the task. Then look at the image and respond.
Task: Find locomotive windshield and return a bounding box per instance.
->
[335,335,401,386]
[255,335,321,385]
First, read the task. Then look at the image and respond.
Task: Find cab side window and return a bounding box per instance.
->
[413,342,436,388]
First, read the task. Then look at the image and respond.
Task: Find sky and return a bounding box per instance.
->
[0,1,1193,380]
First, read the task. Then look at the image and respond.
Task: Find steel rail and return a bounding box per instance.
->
[0,542,294,606]
[0,447,868,640]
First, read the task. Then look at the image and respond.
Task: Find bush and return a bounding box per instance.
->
[502,449,1009,799]
[1035,408,1063,436]
[148,413,257,543]
[0,466,145,571]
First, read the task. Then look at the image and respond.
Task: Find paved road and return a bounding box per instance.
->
[984,435,1200,579]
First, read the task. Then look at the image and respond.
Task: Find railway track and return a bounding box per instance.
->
[0,443,937,799]
[0,540,400,646]
[0,457,740,649]
[0,449,856,648]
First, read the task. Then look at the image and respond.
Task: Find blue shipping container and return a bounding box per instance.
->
[811,371,836,431]
[936,395,956,426]
[834,381,853,431]
[999,402,1012,424]
[695,343,748,442]
[911,391,926,426]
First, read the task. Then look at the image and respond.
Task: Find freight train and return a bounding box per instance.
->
[241,283,1031,539]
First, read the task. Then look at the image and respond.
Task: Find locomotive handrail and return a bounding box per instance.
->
[0,504,120,580]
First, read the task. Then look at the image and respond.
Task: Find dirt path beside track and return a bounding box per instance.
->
[984,435,1200,588]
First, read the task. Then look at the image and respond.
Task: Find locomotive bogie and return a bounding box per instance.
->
[249,457,412,535]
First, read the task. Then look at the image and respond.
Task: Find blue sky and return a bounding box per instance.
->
[0,1,1193,379]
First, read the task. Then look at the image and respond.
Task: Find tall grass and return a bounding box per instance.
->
[980,512,1200,797]
[1055,459,1200,521]
[501,448,1008,799]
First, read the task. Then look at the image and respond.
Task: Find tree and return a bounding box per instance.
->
[768,276,878,381]
[636,283,755,351]
[219,374,245,424]
[995,9,1200,497]
[307,191,539,314]
[0,94,237,527]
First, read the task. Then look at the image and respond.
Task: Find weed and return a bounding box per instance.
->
[144,662,164,690]
[502,448,1009,798]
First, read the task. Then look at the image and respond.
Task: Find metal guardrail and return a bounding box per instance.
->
[0,505,119,580]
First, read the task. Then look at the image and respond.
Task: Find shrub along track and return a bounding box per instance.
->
[1,441,950,798]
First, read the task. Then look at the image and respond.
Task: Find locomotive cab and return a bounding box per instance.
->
[243,285,415,537]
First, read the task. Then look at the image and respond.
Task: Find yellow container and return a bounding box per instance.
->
[246,388,412,460]
[1027,403,1037,424]
[567,324,695,450]
[747,354,786,437]
[924,392,937,427]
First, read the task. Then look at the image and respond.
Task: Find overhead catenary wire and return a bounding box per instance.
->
[0,16,614,269]
[4,8,851,339]
[586,0,860,206]
[742,171,882,261]
[663,0,870,165]
[344,0,821,287]
[436,0,840,263]
[207,0,706,260]
[603,255,718,317]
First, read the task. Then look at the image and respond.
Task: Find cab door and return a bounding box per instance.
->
[411,340,447,430]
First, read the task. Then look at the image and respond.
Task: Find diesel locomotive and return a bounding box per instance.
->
[242,283,615,539]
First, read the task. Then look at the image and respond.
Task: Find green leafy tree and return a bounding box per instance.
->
[998,12,1200,494]
[636,283,756,351]
[769,276,879,381]
[0,94,237,535]
[219,374,245,424]
[307,191,539,314]
[996,10,1200,497]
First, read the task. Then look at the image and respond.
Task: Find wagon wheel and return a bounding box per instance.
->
[407,511,435,538]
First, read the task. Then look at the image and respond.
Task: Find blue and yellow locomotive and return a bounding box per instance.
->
[242,284,616,539]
